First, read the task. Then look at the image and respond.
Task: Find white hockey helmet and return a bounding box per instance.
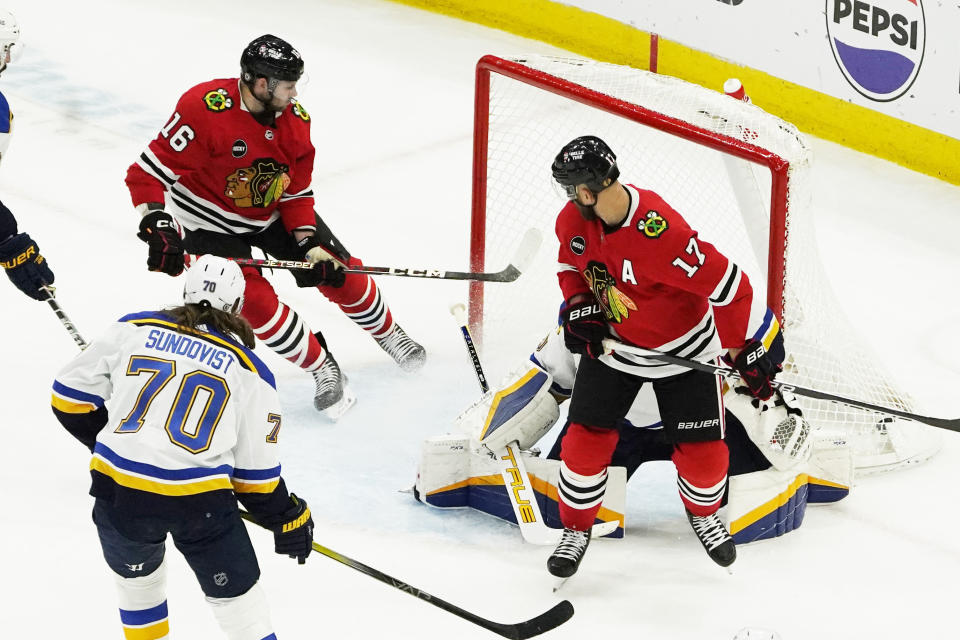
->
[183,254,245,314]
[0,10,20,74]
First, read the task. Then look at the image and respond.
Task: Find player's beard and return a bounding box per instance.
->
[574,201,597,221]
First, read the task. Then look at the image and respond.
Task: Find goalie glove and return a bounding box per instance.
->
[726,386,811,472]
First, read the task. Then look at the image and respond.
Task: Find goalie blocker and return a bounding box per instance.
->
[415,327,855,545]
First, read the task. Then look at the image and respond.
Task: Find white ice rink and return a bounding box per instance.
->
[2,1,960,638]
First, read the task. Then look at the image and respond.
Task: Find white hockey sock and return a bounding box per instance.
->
[113,558,170,640]
[206,581,276,640]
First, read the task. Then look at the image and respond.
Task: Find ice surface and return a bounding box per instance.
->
[1,1,959,638]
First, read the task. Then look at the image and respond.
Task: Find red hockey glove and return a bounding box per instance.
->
[137,211,184,276]
[733,339,781,400]
[562,295,608,359]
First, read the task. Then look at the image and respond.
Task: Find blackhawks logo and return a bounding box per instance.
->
[291,100,310,122]
[224,158,291,208]
[582,261,637,323]
[203,88,234,112]
[639,210,667,238]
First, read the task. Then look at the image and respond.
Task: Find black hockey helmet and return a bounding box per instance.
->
[551,135,620,199]
[240,34,304,84]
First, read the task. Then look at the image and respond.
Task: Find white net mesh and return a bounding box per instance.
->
[472,55,939,473]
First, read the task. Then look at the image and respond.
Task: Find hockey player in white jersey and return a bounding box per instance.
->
[52,255,312,640]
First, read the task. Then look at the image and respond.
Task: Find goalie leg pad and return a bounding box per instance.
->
[415,433,626,537]
[456,360,560,451]
[725,468,811,544]
[806,439,854,503]
[414,435,476,508]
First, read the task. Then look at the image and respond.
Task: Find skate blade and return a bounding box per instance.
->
[323,385,357,421]
[552,576,569,593]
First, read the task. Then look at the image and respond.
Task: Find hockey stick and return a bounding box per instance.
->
[41,286,88,349]
[601,338,960,433]
[450,304,618,544]
[239,511,573,639]
[210,228,543,283]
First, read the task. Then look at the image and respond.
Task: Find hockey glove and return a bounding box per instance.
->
[137,211,184,276]
[272,493,314,564]
[0,232,54,300]
[562,294,608,359]
[296,234,345,288]
[732,339,781,400]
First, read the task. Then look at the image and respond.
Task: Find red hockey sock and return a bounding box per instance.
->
[557,422,619,531]
[241,271,326,372]
[318,257,395,339]
[672,439,729,516]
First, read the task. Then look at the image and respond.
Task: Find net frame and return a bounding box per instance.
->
[469,55,790,329]
[466,54,940,473]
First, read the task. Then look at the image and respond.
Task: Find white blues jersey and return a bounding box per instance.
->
[52,311,283,500]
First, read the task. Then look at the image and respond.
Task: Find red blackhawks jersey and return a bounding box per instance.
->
[125,78,316,235]
[556,183,778,378]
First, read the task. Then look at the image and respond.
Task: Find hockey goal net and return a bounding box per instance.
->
[468,54,939,473]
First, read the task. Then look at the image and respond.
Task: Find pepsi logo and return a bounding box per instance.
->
[826,0,925,102]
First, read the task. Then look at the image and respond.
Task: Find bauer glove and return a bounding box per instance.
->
[732,339,781,400]
[137,211,184,276]
[562,294,608,359]
[0,232,54,300]
[272,493,314,564]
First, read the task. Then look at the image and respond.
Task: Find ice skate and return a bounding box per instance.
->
[312,351,345,411]
[547,528,590,579]
[376,324,426,372]
[686,510,736,568]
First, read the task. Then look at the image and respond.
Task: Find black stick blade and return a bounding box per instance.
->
[488,600,575,640]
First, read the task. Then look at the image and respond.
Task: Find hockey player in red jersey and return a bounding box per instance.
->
[125,34,425,413]
[547,136,783,577]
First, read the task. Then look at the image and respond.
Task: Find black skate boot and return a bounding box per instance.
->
[312,351,344,411]
[547,528,591,578]
[376,324,426,372]
[686,510,736,567]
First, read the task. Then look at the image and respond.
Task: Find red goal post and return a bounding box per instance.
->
[467,54,939,472]
[469,54,790,329]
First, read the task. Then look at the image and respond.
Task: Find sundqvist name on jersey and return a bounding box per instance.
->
[143,328,236,372]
